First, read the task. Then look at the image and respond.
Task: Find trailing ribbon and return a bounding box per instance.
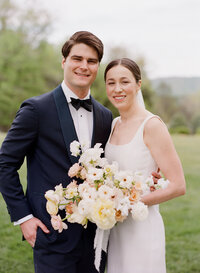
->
[94,228,110,272]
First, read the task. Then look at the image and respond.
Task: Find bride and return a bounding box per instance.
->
[104,58,186,273]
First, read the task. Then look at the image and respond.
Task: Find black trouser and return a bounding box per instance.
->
[33,223,106,273]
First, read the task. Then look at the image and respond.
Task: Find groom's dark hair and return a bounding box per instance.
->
[104,58,141,83]
[62,31,104,62]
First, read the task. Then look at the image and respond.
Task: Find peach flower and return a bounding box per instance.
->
[51,215,68,233]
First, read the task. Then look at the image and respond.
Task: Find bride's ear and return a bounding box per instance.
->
[137,80,142,90]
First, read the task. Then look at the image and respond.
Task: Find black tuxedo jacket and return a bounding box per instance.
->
[0,84,113,253]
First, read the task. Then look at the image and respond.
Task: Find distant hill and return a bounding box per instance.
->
[151,77,200,96]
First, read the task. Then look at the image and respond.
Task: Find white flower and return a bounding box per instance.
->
[46,200,59,215]
[111,187,124,207]
[90,198,116,230]
[116,196,131,217]
[54,184,64,200]
[65,188,78,199]
[156,178,170,189]
[78,182,90,197]
[98,185,114,199]
[104,161,119,176]
[104,177,114,188]
[79,145,103,167]
[80,141,90,152]
[78,199,94,217]
[98,157,108,168]
[133,171,145,183]
[70,140,81,157]
[67,206,88,228]
[65,181,78,199]
[115,171,133,189]
[45,190,60,204]
[131,201,149,221]
[86,167,104,182]
[94,143,103,152]
[82,187,98,200]
[141,183,150,195]
[145,176,154,187]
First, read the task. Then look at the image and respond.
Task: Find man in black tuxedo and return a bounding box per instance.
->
[0,31,112,273]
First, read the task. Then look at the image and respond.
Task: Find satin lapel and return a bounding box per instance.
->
[91,97,103,147]
[53,85,79,165]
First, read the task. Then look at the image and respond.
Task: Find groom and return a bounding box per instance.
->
[0,31,112,273]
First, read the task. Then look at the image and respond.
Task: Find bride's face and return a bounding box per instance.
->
[105,65,141,110]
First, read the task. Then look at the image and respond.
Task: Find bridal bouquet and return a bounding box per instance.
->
[45,141,169,233]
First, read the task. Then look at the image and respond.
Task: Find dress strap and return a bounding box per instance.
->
[138,114,165,137]
[107,117,120,143]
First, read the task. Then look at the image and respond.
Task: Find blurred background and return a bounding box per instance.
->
[0,0,200,134]
[0,1,200,272]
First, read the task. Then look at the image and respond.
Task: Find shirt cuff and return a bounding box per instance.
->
[13,214,34,226]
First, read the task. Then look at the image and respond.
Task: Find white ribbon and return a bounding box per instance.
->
[94,227,110,272]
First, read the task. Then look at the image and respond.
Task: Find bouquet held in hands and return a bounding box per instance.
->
[45,140,169,232]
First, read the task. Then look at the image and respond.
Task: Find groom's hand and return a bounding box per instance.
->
[151,168,162,190]
[20,217,50,247]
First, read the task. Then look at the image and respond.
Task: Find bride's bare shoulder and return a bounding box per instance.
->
[144,115,169,137]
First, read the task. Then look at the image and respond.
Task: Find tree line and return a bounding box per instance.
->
[0,0,200,133]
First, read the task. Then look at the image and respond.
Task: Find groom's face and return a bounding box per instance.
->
[62,43,99,98]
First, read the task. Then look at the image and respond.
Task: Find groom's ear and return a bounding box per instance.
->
[61,57,66,69]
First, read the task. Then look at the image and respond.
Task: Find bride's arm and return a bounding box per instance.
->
[141,117,186,206]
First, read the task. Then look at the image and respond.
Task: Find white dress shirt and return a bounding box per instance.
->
[14,81,94,225]
[61,81,93,146]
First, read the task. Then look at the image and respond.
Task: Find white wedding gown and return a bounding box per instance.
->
[105,115,166,273]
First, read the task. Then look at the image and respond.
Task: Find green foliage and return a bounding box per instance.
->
[191,114,200,134]
[153,82,177,124]
[169,126,190,135]
[0,29,62,130]
[141,78,155,110]
[0,0,62,131]
[168,112,191,134]
[151,81,200,133]
[195,127,200,135]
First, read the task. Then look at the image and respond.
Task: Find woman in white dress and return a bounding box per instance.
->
[104,58,186,273]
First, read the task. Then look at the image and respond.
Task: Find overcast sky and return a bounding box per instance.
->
[19,0,200,78]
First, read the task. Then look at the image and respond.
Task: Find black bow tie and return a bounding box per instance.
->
[70,97,92,112]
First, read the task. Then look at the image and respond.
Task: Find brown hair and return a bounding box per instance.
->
[62,31,104,62]
[104,58,141,82]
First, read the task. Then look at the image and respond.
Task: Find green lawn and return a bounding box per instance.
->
[0,133,200,273]
[161,135,200,273]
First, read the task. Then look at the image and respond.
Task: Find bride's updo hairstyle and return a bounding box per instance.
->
[104,58,141,83]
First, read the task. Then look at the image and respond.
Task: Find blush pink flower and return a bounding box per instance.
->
[80,167,87,180]
[68,163,81,178]
[51,215,68,233]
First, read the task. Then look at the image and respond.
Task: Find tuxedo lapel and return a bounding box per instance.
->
[91,97,104,147]
[53,85,79,165]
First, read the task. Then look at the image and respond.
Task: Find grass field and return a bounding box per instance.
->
[0,133,200,273]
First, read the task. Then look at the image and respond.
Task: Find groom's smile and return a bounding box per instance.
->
[62,43,99,98]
